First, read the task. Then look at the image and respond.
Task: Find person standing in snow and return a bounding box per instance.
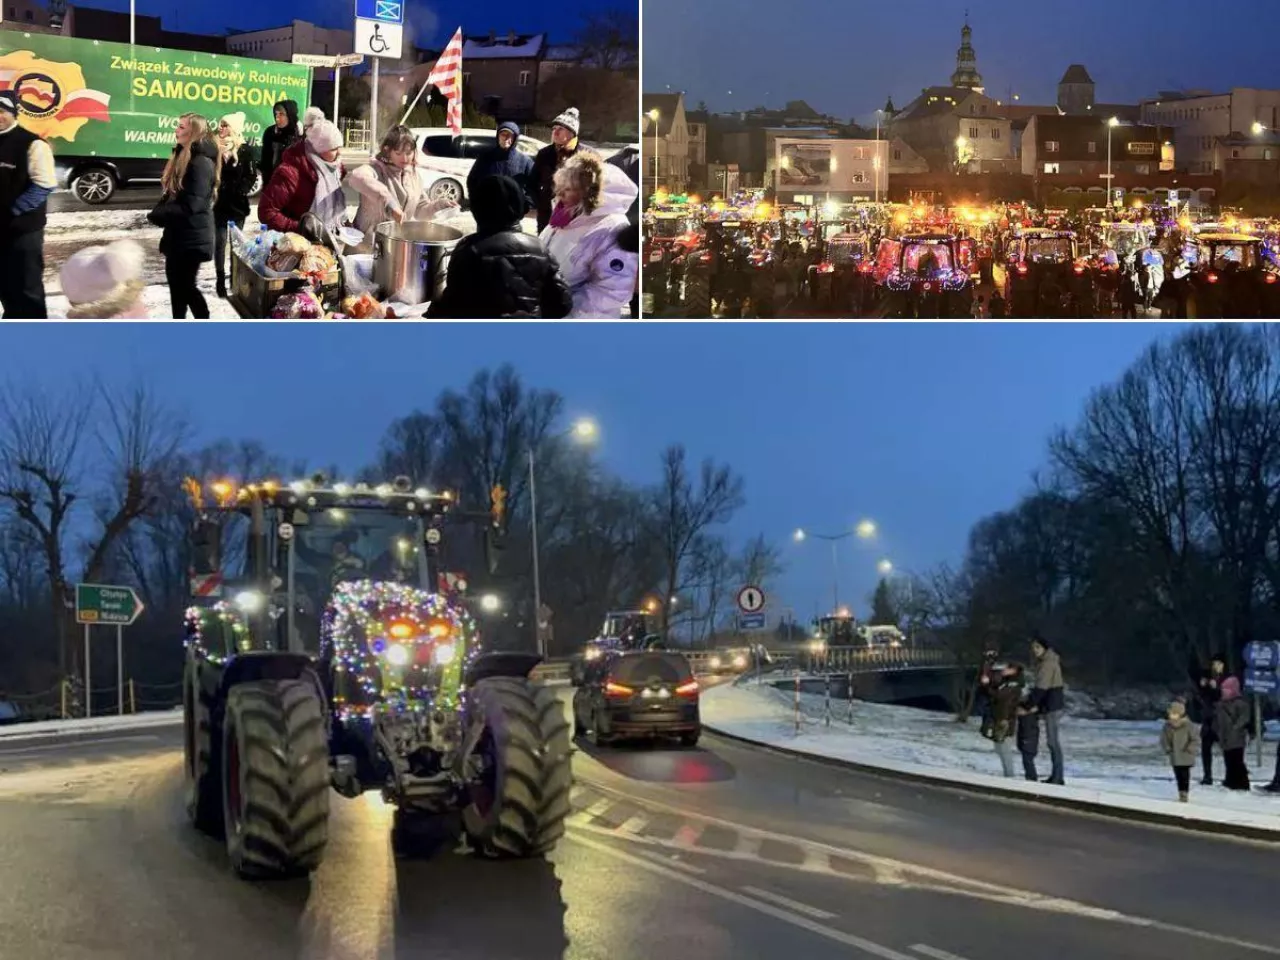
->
[0,90,55,319]
[258,120,347,247]
[345,125,456,254]
[1016,686,1040,782]
[259,99,300,188]
[1215,676,1251,791]
[212,112,257,299]
[468,122,535,207]
[1029,635,1066,784]
[1188,651,1227,784]
[148,113,221,319]
[533,107,587,233]
[1160,699,1200,802]
[539,152,638,318]
[988,662,1024,778]
[59,240,148,319]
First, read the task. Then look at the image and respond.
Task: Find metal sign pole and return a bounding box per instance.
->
[334,67,342,131]
[1257,693,1264,770]
[370,57,380,155]
[83,624,91,719]
[117,624,124,716]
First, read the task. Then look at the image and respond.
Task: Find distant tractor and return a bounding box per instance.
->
[181,474,571,878]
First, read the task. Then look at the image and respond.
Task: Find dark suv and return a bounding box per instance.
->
[572,647,701,747]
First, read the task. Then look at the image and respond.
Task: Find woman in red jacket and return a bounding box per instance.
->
[258,120,347,244]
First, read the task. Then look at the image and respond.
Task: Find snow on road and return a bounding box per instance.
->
[0,709,181,741]
[702,680,1280,831]
[40,205,488,320]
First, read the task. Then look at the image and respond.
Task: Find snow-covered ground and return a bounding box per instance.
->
[702,680,1280,832]
[0,708,181,741]
[39,204,487,320]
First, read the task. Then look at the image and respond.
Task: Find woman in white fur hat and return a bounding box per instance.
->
[60,240,148,319]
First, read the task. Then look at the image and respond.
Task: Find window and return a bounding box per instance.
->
[893,148,902,161]
[1135,163,1151,175]
[1044,162,1060,174]
[1266,149,1274,161]
[969,126,979,138]
[1087,141,1096,154]
[1045,140,1060,153]
[23,8,31,19]
[1127,142,1155,155]
[851,171,867,183]
[1231,148,1241,159]
[422,135,461,158]
[518,70,530,87]
[991,128,1001,140]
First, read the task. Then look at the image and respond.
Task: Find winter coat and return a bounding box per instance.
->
[532,140,584,232]
[606,146,641,225]
[259,100,300,186]
[345,159,450,254]
[1016,707,1040,755]
[427,174,571,319]
[1031,647,1065,714]
[214,141,258,226]
[467,122,535,204]
[258,140,345,235]
[1215,696,1251,751]
[147,138,218,262]
[989,679,1023,743]
[1187,656,1225,728]
[1160,717,1201,767]
[539,164,638,319]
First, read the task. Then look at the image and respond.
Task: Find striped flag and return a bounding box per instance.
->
[426,27,464,136]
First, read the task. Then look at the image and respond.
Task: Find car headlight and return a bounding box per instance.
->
[709,656,722,669]
[733,655,747,668]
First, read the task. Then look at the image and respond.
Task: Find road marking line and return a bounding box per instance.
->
[636,849,706,874]
[800,846,830,872]
[734,833,763,857]
[912,945,972,960]
[617,814,649,836]
[567,831,917,960]
[741,886,836,920]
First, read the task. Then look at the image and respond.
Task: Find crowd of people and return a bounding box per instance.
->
[0,92,639,320]
[976,639,1280,800]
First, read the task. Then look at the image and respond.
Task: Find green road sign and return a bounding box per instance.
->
[75,583,144,626]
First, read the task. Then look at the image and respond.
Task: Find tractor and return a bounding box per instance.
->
[181,474,571,879]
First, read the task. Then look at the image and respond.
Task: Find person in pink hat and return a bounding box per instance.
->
[59,240,148,319]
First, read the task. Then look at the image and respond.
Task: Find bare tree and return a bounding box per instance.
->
[572,9,638,70]
[651,445,745,637]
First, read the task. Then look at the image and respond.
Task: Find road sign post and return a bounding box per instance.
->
[75,584,143,718]
[354,0,404,151]
[1244,642,1280,768]
[736,585,767,634]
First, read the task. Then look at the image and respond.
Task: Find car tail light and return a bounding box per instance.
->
[817,262,834,274]
[1207,272,1219,284]
[675,680,699,696]
[605,681,633,698]
[1267,273,1278,284]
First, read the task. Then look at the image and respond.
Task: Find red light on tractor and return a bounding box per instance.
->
[605,681,634,698]
[675,680,700,696]
[1016,263,1028,275]
[818,262,834,274]
[1207,272,1219,284]
[1266,273,1278,284]
[1073,264,1085,275]
[388,621,415,640]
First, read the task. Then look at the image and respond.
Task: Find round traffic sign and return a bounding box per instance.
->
[425,527,442,545]
[737,585,765,614]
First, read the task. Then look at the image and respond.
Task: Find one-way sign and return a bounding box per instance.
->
[75,584,144,626]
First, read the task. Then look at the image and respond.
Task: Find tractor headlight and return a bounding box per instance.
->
[433,642,457,665]
[584,647,602,661]
[709,655,722,669]
[384,644,411,667]
[733,655,747,669]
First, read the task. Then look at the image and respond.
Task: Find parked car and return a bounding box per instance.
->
[410,126,546,205]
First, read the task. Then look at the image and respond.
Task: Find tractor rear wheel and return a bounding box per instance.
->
[220,678,331,878]
[184,660,222,835]
[685,266,712,318]
[461,678,572,858]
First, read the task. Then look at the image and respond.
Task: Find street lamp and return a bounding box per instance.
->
[1107,116,1120,209]
[528,417,598,658]
[876,559,917,646]
[648,108,661,203]
[793,520,878,611]
[1253,121,1267,136]
[479,593,502,614]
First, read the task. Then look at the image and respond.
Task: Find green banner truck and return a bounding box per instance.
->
[0,31,312,204]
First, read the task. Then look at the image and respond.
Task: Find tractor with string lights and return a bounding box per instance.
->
[1000,228,1090,317]
[872,232,974,318]
[180,474,571,879]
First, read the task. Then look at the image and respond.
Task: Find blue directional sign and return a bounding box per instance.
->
[355,0,403,24]
[1245,669,1279,695]
[738,613,766,632]
[1244,641,1280,670]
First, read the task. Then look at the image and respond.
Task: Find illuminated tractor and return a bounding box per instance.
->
[1002,229,1089,318]
[696,219,779,319]
[181,475,570,879]
[806,226,876,316]
[644,213,702,315]
[1187,233,1280,318]
[872,233,973,318]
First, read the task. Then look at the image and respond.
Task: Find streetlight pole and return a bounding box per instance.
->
[527,418,597,658]
[794,519,877,614]
[648,108,661,203]
[1107,116,1119,211]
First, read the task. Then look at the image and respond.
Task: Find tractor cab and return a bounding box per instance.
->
[873,233,972,317]
[811,612,857,648]
[1189,233,1280,317]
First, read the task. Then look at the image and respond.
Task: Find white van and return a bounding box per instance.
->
[410,127,546,205]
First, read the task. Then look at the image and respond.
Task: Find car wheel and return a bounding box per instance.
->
[428,178,463,204]
[248,173,264,198]
[72,168,117,205]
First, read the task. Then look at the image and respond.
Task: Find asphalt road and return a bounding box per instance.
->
[0,694,1275,960]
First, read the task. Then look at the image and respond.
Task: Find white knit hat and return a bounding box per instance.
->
[302,106,325,130]
[60,241,147,319]
[220,111,246,139]
[551,106,580,136]
[306,118,343,153]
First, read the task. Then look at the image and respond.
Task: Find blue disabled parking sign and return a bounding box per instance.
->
[355,0,403,23]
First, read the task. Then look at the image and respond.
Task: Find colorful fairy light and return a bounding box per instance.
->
[184,601,253,664]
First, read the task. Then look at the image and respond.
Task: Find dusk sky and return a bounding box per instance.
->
[80,0,600,48]
[644,0,1280,125]
[0,323,1186,621]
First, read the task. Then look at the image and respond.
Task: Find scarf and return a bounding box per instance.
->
[373,158,414,217]
[549,201,578,229]
[307,143,346,232]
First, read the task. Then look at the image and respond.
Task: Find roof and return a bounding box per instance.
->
[461,32,545,59]
[642,93,683,137]
[898,86,976,120]
[686,109,709,125]
[1060,64,1094,85]
[542,44,578,62]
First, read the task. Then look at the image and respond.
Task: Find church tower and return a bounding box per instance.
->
[950,15,984,93]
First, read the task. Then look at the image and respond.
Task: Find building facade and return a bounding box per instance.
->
[459,32,544,121]
[770,136,890,203]
[642,91,689,192]
[2,0,49,27]
[1023,114,1175,200]
[1141,87,1280,174]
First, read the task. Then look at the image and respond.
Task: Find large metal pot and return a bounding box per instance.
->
[373,220,464,305]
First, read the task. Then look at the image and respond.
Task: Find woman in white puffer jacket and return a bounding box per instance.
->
[539,151,638,319]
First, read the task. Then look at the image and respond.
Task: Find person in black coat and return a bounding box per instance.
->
[148,114,220,319]
[1188,650,1227,784]
[532,107,583,233]
[259,99,299,188]
[427,174,571,319]
[212,112,258,299]
[468,122,535,206]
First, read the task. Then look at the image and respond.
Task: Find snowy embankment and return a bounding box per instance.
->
[701,680,1280,836]
[0,709,181,741]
